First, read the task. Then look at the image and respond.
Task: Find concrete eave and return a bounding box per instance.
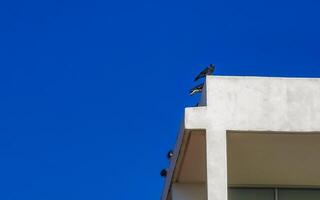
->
[161,106,208,200]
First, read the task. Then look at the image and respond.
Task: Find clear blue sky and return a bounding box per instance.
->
[0,0,320,199]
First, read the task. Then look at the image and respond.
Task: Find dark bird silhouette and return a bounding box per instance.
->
[189,83,204,96]
[194,64,215,81]
[160,169,167,177]
[167,150,174,159]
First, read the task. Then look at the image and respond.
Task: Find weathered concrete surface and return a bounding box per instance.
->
[162,76,320,200]
[186,76,320,131]
[185,76,320,200]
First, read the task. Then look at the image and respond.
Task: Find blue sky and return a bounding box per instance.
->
[0,0,320,199]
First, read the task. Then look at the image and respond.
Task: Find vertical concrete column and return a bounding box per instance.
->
[206,129,228,200]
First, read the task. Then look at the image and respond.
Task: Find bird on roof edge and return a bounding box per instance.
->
[194,64,215,81]
[160,169,167,177]
[167,150,174,160]
[189,83,204,96]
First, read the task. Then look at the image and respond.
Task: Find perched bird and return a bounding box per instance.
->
[189,83,204,96]
[160,169,167,177]
[167,150,174,160]
[194,64,215,81]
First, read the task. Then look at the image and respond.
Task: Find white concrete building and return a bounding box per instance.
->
[161,76,320,200]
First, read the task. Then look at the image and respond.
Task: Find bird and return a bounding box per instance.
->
[160,169,167,177]
[189,83,204,96]
[194,64,215,81]
[167,150,174,159]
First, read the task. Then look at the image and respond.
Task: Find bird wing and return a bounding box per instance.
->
[189,83,204,95]
[194,69,208,81]
[194,83,204,90]
[194,64,215,81]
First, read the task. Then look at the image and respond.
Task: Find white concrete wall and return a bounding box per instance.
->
[184,76,320,200]
[172,183,206,200]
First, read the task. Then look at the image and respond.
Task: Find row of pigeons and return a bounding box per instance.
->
[189,64,215,96]
[160,150,174,177]
[160,64,216,178]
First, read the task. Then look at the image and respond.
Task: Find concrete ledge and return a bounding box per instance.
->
[161,76,320,200]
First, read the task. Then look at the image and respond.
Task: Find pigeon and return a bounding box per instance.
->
[189,83,204,96]
[160,169,167,177]
[167,150,174,159]
[194,64,215,81]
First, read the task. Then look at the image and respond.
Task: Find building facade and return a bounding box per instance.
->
[161,76,320,200]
